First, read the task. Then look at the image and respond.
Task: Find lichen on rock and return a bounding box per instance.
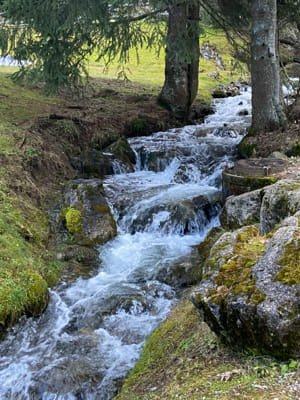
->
[192,215,300,357]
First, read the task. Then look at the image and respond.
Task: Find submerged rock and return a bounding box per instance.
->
[62,179,117,246]
[125,191,222,235]
[192,220,300,357]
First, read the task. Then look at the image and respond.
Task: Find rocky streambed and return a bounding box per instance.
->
[0,87,252,399]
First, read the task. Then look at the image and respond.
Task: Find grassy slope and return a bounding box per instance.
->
[0,73,62,330]
[117,299,300,400]
[87,28,246,104]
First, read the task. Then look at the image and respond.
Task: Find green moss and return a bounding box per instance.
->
[208,226,267,304]
[0,73,66,330]
[238,139,257,159]
[88,27,247,104]
[64,207,82,234]
[286,142,300,157]
[0,269,48,327]
[42,260,63,287]
[275,232,300,285]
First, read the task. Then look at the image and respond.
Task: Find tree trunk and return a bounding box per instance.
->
[251,0,287,133]
[158,2,200,119]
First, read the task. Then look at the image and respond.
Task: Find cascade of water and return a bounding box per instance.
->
[0,87,252,399]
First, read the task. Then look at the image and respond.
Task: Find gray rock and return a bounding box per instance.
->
[221,189,263,229]
[269,151,289,160]
[105,136,136,170]
[192,221,300,357]
[260,180,300,234]
[153,247,202,288]
[220,179,300,233]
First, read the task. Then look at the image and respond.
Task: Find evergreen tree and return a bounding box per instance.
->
[0,0,166,89]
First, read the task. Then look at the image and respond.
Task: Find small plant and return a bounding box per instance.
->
[55,120,76,136]
[25,147,42,158]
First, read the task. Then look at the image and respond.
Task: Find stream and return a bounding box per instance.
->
[0,87,251,399]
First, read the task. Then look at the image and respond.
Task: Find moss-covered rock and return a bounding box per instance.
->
[105,135,136,172]
[125,115,166,137]
[61,179,117,246]
[116,297,299,400]
[275,229,300,285]
[192,218,300,357]
[238,135,257,158]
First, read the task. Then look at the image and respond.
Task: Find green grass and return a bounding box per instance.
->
[87,28,247,104]
[1,28,246,104]
[0,72,62,331]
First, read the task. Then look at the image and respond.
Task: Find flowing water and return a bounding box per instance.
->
[0,87,251,400]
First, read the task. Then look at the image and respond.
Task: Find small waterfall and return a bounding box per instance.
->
[0,86,252,399]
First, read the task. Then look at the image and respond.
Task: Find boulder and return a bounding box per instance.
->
[221,179,300,233]
[62,179,117,246]
[192,221,300,357]
[125,115,166,137]
[81,150,114,178]
[154,247,204,288]
[105,136,136,170]
[212,84,241,99]
[80,136,136,179]
[260,180,300,234]
[56,245,100,282]
[221,189,262,229]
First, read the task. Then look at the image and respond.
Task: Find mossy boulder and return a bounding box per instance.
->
[125,115,166,137]
[192,220,300,357]
[0,269,49,331]
[105,135,136,172]
[61,179,117,246]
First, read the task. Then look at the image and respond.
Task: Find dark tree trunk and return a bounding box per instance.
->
[251,0,287,133]
[158,2,200,119]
